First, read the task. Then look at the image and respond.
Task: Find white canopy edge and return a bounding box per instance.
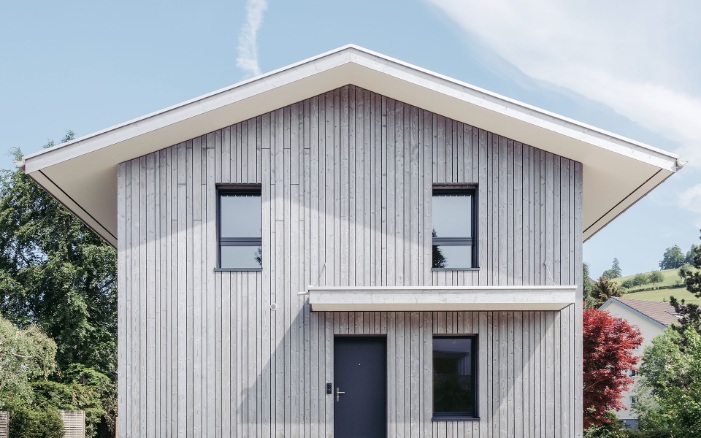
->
[306,285,576,312]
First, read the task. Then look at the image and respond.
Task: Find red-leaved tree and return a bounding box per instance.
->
[583,307,642,428]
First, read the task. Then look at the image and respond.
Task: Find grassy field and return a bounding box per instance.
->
[609,268,701,304]
[622,287,701,305]
[612,268,684,289]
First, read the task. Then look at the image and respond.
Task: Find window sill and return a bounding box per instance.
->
[214,268,263,272]
[431,267,480,271]
[432,416,480,422]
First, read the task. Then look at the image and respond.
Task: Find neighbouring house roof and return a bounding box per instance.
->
[601,297,679,327]
[18,45,683,247]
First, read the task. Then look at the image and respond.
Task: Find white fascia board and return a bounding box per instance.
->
[346,48,679,171]
[21,45,681,246]
[307,285,576,312]
[24,45,679,173]
[28,169,118,246]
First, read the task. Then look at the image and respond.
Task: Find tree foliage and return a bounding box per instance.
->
[636,326,701,437]
[649,271,664,284]
[673,232,701,334]
[431,229,446,268]
[0,142,117,375]
[659,245,685,270]
[583,308,642,428]
[685,244,697,265]
[7,405,64,438]
[587,276,623,309]
[601,258,622,279]
[583,263,594,302]
[0,134,118,436]
[0,315,57,409]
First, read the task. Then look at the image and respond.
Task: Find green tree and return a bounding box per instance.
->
[0,140,117,375]
[648,271,664,284]
[636,326,701,436]
[601,258,622,279]
[583,263,594,300]
[685,244,698,265]
[674,233,701,334]
[0,134,118,435]
[659,245,685,270]
[0,315,57,409]
[431,229,447,268]
[588,277,623,308]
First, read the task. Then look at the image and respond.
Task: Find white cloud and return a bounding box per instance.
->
[426,0,701,166]
[679,183,701,212]
[679,184,701,228]
[237,0,268,77]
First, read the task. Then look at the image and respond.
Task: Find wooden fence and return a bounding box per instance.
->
[60,410,86,438]
[0,411,8,438]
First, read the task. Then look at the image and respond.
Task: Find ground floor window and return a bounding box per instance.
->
[433,336,477,419]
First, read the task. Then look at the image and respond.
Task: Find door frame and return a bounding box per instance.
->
[333,335,388,437]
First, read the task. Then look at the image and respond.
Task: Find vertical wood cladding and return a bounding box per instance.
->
[118,85,583,437]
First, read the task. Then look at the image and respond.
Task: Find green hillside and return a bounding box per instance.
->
[610,268,701,305]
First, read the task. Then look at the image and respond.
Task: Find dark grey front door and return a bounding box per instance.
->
[334,336,387,438]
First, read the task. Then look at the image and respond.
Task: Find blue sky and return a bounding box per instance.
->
[2,0,699,277]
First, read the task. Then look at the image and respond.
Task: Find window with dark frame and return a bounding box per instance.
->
[218,185,262,270]
[433,336,477,419]
[432,185,477,269]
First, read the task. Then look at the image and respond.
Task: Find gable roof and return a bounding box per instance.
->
[18,45,682,247]
[601,297,679,327]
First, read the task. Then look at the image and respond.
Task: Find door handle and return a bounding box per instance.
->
[336,387,346,402]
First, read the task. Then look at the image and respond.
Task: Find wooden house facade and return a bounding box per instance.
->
[20,46,682,437]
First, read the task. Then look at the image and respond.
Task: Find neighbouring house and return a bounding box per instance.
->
[19,46,682,437]
[599,297,679,429]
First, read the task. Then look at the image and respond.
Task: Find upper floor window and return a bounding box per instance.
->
[432,185,477,269]
[218,185,262,270]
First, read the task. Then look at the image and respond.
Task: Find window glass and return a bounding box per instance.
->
[432,245,472,269]
[433,337,476,417]
[432,187,476,269]
[220,245,262,269]
[220,195,261,238]
[432,195,472,238]
[218,187,262,269]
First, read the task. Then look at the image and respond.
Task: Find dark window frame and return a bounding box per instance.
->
[432,335,479,421]
[216,184,263,271]
[432,184,478,270]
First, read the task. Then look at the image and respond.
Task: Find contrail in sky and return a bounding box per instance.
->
[237,0,268,77]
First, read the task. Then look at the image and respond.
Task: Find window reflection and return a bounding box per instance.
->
[220,246,262,269]
[218,186,262,269]
[433,337,475,417]
[432,186,476,269]
[432,244,472,269]
[220,195,261,238]
[432,195,472,238]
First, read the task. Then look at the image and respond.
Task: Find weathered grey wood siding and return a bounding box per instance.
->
[117,85,583,437]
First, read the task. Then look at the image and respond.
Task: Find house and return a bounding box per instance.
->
[19,45,682,437]
[599,297,679,428]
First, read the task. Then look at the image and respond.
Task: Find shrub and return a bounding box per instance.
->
[620,280,634,289]
[9,405,64,438]
[632,273,649,287]
[648,271,664,284]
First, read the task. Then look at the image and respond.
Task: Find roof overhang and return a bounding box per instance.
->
[306,285,576,312]
[19,45,682,247]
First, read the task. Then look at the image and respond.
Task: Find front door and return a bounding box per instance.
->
[334,336,387,438]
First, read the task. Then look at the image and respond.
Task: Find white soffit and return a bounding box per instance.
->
[20,45,682,247]
[307,286,577,312]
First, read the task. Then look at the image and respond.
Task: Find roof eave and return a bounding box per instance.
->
[21,45,682,247]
